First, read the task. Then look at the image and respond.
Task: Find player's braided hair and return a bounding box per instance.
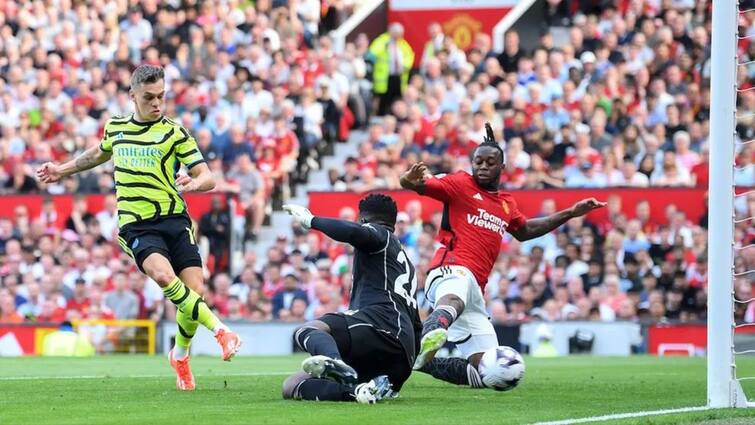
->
[476,122,506,164]
[359,193,398,227]
[130,65,164,89]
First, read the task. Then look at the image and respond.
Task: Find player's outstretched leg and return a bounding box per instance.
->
[294,321,357,385]
[418,357,485,389]
[146,255,242,362]
[414,295,463,370]
[162,276,242,361]
[282,372,393,404]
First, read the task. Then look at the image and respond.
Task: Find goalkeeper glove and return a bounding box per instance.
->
[282,204,314,229]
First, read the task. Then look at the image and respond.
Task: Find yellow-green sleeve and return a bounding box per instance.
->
[99,121,113,152]
[176,128,205,169]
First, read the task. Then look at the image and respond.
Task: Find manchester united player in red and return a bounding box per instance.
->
[400,123,605,389]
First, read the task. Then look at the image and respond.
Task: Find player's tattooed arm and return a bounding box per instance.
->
[73,145,112,172]
[510,198,606,241]
[400,162,430,193]
[37,144,112,184]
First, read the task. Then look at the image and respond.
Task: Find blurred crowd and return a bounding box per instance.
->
[327,0,754,192]
[1,0,754,331]
[0,0,360,240]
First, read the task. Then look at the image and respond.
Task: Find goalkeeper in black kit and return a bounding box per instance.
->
[281,194,422,404]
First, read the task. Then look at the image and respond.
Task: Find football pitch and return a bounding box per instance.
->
[2,355,755,425]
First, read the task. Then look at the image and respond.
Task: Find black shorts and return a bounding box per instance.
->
[117,214,202,275]
[320,310,413,392]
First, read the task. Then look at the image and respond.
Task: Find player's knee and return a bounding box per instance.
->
[437,294,465,315]
[293,320,329,349]
[184,280,205,295]
[282,372,309,400]
[308,320,330,333]
[149,268,176,287]
[295,320,329,336]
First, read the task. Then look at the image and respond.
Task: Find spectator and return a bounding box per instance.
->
[421,22,446,70]
[95,194,118,241]
[272,274,308,319]
[498,31,526,74]
[623,220,651,255]
[226,153,266,243]
[368,23,415,116]
[65,279,91,317]
[210,273,233,317]
[199,195,232,273]
[120,7,153,61]
[4,162,38,194]
[1,291,24,323]
[222,125,256,167]
[103,273,138,320]
[65,195,95,236]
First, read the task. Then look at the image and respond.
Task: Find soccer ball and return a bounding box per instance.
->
[478,346,525,391]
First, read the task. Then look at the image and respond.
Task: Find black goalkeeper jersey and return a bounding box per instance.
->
[310,218,422,358]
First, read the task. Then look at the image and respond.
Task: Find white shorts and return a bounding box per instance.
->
[425,265,498,359]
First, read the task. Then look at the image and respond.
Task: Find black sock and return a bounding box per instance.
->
[293,378,355,401]
[422,306,457,336]
[419,357,485,388]
[294,327,341,359]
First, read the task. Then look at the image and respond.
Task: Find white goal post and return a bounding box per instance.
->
[707,0,750,409]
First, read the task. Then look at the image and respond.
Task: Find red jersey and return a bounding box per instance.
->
[423,172,527,290]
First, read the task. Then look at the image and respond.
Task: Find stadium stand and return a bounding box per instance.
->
[0,0,752,343]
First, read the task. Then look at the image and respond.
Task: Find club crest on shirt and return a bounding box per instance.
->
[501,200,510,215]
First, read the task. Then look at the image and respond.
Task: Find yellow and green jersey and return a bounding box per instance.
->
[99,115,205,228]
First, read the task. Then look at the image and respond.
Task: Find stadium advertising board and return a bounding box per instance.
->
[0,193,219,228]
[309,188,712,226]
[0,324,58,356]
[388,0,517,53]
[648,323,755,356]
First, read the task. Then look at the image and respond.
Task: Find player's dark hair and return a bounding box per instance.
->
[130,65,164,89]
[474,122,505,164]
[358,193,398,227]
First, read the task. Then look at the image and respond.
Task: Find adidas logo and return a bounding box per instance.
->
[473,193,483,201]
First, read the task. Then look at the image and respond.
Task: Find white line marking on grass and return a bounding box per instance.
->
[0,371,294,381]
[532,406,711,425]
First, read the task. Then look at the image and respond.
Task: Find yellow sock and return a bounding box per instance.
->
[162,277,221,332]
[175,308,198,353]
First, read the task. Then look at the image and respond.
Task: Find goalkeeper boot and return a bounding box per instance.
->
[354,375,393,404]
[413,328,448,370]
[302,355,358,385]
[215,329,242,361]
[169,349,196,391]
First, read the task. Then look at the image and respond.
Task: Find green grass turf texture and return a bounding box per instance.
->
[1,355,755,425]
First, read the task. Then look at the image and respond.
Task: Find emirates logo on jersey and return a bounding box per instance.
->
[467,208,508,236]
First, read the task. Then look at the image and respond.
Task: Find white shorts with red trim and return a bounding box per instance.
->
[425,265,498,359]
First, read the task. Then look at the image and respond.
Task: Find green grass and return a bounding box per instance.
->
[1,355,754,425]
